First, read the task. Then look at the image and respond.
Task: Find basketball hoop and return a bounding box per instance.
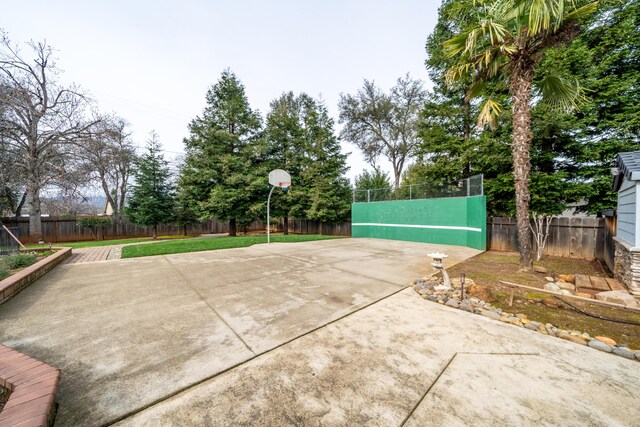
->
[267,169,292,243]
[269,170,291,188]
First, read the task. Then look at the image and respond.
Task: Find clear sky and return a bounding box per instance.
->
[2,0,440,183]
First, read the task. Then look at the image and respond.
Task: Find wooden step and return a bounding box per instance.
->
[575,274,592,289]
[590,276,611,291]
[605,277,627,291]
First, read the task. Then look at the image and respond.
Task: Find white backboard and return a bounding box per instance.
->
[269,169,291,188]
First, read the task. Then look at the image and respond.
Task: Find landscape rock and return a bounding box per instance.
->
[411,277,638,363]
[544,276,555,282]
[558,282,575,291]
[594,290,640,307]
[533,266,548,274]
[588,340,613,353]
[528,321,542,329]
[545,324,556,336]
[559,274,575,283]
[595,336,616,346]
[479,309,501,321]
[544,283,561,292]
[445,299,460,308]
[558,331,588,345]
[612,347,636,360]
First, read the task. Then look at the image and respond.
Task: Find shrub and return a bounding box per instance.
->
[1,253,38,270]
[77,217,113,240]
[0,268,9,281]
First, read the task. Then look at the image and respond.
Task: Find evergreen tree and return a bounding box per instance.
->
[265,93,351,232]
[557,0,640,214]
[125,132,176,239]
[301,99,351,229]
[264,92,310,234]
[179,69,263,236]
[354,169,392,202]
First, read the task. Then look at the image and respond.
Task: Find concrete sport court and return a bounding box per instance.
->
[0,238,638,426]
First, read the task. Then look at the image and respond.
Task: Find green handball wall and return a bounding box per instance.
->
[351,196,486,250]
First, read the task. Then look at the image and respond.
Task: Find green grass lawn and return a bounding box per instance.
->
[121,234,343,258]
[27,235,192,249]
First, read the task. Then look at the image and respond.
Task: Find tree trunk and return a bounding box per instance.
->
[27,182,43,243]
[319,222,323,235]
[283,216,289,235]
[229,218,237,237]
[152,224,158,240]
[15,191,27,217]
[509,64,534,268]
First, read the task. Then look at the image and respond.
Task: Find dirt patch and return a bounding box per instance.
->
[447,251,607,289]
[446,251,640,349]
[0,385,10,412]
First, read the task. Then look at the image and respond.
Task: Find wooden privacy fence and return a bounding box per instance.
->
[279,218,352,237]
[487,217,605,260]
[1,215,612,262]
[0,217,267,244]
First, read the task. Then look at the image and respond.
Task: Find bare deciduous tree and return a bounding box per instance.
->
[338,74,427,188]
[81,115,136,218]
[0,33,98,240]
[530,213,552,262]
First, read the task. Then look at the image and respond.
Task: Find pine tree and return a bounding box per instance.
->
[264,92,309,234]
[354,169,392,202]
[303,100,351,230]
[179,69,263,236]
[125,132,175,239]
[264,93,351,232]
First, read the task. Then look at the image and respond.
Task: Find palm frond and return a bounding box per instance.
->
[445,63,475,86]
[536,74,587,111]
[528,0,552,35]
[563,1,599,23]
[477,98,503,130]
[443,32,470,58]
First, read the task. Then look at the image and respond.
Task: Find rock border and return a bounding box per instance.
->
[413,277,640,362]
[0,247,71,304]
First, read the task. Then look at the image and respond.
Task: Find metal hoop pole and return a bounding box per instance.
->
[267,185,275,243]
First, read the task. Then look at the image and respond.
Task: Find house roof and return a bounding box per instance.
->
[613,151,640,191]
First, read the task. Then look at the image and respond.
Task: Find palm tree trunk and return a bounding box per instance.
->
[509,65,534,268]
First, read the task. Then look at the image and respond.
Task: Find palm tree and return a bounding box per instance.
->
[444,0,598,267]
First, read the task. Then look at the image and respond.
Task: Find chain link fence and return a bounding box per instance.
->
[353,174,483,203]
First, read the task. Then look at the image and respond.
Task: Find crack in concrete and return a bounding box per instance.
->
[162,255,257,357]
[104,285,412,427]
[399,352,540,426]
